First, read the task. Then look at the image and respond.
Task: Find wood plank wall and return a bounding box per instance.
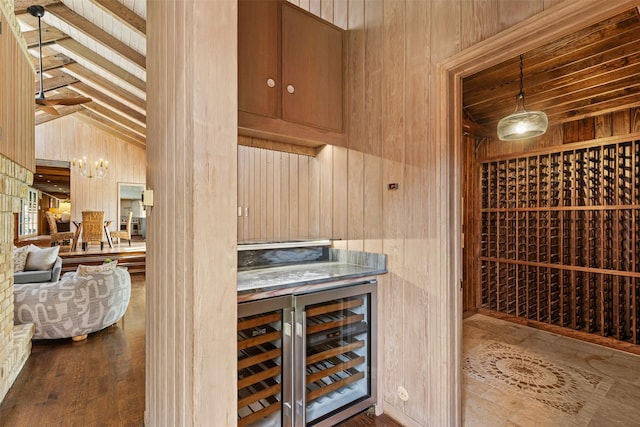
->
[279,0,570,425]
[279,1,571,426]
[0,7,35,172]
[146,1,237,426]
[35,116,145,226]
[141,0,572,425]
[237,138,320,241]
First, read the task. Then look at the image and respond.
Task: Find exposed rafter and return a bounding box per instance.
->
[48,85,146,143]
[64,62,146,113]
[82,102,146,137]
[75,111,146,149]
[70,82,146,126]
[22,25,67,47]
[36,73,79,93]
[15,0,148,149]
[45,2,146,71]
[90,0,146,36]
[35,104,85,125]
[30,52,75,72]
[56,38,146,92]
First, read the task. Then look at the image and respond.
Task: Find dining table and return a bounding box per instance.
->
[71,220,114,250]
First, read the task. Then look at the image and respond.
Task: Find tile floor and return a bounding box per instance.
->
[463,314,640,427]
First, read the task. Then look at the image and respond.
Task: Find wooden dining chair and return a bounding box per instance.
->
[45,211,75,248]
[111,211,133,246]
[81,211,105,251]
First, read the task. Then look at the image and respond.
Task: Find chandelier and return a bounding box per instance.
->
[497,54,548,141]
[72,156,109,179]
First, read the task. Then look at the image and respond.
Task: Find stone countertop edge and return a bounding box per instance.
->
[237,248,387,295]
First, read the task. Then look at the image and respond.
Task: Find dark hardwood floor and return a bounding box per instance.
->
[0,276,146,427]
[0,276,400,426]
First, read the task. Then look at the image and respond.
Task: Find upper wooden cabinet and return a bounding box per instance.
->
[238,0,279,119]
[238,0,345,147]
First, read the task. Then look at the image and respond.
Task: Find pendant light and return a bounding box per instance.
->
[497,54,548,141]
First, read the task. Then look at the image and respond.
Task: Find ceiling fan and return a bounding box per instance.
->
[28,5,91,115]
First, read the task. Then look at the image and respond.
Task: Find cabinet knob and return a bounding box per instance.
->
[286,84,295,94]
[266,78,276,88]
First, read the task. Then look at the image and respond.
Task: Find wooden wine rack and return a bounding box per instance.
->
[479,139,640,345]
[237,310,283,427]
[304,297,368,404]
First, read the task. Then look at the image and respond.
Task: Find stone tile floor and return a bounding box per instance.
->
[463,314,640,427]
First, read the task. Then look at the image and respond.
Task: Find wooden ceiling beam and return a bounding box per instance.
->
[45,2,146,71]
[14,0,57,13]
[23,26,68,48]
[90,0,146,36]
[31,53,75,72]
[36,74,80,93]
[70,82,146,126]
[56,38,146,92]
[82,102,146,137]
[35,104,86,125]
[64,62,146,114]
[75,111,146,149]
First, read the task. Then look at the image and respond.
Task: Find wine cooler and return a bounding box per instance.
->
[237,281,377,427]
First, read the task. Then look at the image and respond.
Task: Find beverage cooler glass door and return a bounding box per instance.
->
[238,296,293,427]
[294,281,377,426]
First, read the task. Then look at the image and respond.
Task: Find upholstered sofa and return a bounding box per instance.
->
[13,256,62,284]
[14,264,131,340]
[13,245,62,284]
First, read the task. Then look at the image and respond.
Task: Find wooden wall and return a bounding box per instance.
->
[0,4,35,171]
[146,0,237,426]
[289,1,571,425]
[35,115,145,226]
[0,1,36,405]
[237,138,320,241]
[142,0,580,425]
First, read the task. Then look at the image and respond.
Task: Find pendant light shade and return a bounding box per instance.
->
[497,55,548,141]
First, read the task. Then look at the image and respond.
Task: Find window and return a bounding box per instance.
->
[19,188,38,237]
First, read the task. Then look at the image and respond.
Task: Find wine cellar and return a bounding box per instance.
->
[473,134,640,349]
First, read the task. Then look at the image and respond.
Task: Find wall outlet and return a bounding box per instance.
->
[397,386,409,402]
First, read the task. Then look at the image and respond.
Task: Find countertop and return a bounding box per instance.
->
[237,248,386,301]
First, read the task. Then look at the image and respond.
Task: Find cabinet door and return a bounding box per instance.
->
[281,4,343,132]
[238,0,280,118]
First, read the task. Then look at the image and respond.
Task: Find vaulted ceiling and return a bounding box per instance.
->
[463,7,640,137]
[13,0,146,149]
[11,3,640,148]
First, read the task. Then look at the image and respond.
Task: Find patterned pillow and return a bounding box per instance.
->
[13,246,29,273]
[25,245,60,271]
[75,261,118,278]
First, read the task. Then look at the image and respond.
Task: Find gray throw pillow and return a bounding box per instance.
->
[25,245,60,271]
[13,246,29,273]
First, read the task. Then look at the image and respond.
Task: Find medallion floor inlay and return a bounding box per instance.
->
[463,314,640,427]
[464,341,612,421]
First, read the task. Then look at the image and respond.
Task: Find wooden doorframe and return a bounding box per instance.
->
[436,0,640,423]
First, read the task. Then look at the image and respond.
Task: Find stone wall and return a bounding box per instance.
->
[0,154,35,402]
